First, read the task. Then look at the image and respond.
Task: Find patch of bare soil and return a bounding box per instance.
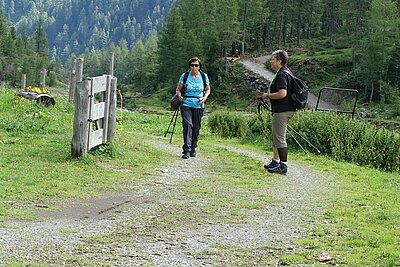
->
[0,136,333,266]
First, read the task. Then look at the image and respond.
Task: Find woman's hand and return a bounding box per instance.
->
[199,96,207,104]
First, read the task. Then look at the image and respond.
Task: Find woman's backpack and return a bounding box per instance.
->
[283,70,308,110]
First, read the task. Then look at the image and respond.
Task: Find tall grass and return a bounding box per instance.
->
[209,110,400,172]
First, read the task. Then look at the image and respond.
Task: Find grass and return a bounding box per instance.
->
[0,87,172,221]
[1,86,399,266]
[290,48,354,94]
[294,156,400,266]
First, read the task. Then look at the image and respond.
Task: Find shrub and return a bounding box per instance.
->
[209,109,399,172]
[291,112,400,173]
[247,112,272,140]
[208,110,248,138]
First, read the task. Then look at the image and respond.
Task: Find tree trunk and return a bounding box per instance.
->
[278,0,288,48]
[296,0,304,46]
[352,46,356,76]
[369,81,374,104]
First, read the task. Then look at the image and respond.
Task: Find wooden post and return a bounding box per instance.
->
[68,58,77,102]
[76,58,84,82]
[109,53,114,76]
[107,76,117,143]
[39,69,46,89]
[21,74,26,89]
[71,80,91,159]
[68,58,84,103]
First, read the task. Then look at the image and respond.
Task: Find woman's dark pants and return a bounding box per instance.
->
[180,106,204,153]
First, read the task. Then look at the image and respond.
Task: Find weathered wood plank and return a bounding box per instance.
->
[90,75,108,94]
[107,76,118,143]
[89,129,104,150]
[71,80,90,159]
[90,102,106,121]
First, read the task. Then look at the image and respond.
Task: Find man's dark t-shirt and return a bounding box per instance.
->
[269,66,296,113]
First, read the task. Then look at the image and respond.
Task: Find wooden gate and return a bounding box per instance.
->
[71,74,117,158]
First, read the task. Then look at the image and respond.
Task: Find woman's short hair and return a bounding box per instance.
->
[188,57,202,68]
[271,50,288,65]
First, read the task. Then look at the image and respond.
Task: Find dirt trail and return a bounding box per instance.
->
[1,54,335,266]
[0,136,333,266]
[240,55,337,110]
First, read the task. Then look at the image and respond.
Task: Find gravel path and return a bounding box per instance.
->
[240,55,337,110]
[0,55,335,266]
[0,137,333,266]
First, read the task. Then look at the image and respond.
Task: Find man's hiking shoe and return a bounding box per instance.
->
[190,149,196,157]
[182,152,190,159]
[267,163,287,175]
[264,159,279,170]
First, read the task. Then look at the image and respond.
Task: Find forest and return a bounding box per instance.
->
[1,0,175,63]
[0,0,400,114]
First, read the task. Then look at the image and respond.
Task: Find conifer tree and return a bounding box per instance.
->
[129,40,146,93]
[34,17,48,57]
[215,0,240,58]
[158,6,186,85]
[238,0,267,54]
[358,0,398,103]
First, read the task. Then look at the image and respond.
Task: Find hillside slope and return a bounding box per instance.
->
[3,0,176,62]
[240,55,337,110]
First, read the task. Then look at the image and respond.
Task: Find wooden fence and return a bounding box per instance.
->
[71,75,117,158]
[71,54,117,159]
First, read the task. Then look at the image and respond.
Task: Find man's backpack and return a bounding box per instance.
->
[283,70,308,109]
[170,70,207,110]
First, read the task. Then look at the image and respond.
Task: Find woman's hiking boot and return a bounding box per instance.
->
[263,159,279,169]
[267,162,287,175]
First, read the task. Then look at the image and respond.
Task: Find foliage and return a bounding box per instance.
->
[289,112,400,172]
[356,0,399,103]
[2,0,176,63]
[1,0,400,112]
[24,86,50,95]
[208,110,248,138]
[210,110,400,173]
[0,11,52,88]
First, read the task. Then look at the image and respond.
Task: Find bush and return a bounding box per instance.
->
[247,112,272,140]
[208,110,248,138]
[291,112,400,172]
[203,107,400,173]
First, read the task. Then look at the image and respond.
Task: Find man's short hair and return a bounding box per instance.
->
[271,50,288,65]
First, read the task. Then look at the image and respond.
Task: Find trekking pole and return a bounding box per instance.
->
[169,109,179,143]
[164,109,178,139]
[258,98,320,153]
[287,124,321,153]
[287,129,308,153]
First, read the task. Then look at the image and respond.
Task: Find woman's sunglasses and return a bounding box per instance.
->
[190,64,200,67]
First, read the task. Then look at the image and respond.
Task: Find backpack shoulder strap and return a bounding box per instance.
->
[200,70,207,88]
[199,70,207,96]
[282,69,294,78]
[183,71,190,85]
